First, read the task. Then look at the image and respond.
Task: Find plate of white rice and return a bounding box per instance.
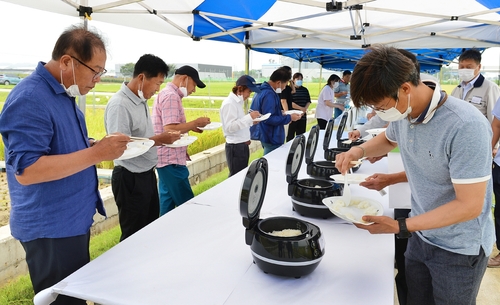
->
[322,196,383,225]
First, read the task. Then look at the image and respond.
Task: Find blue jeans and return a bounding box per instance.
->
[405,233,488,305]
[157,165,194,216]
[261,142,281,155]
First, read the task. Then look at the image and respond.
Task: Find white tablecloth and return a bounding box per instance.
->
[35,130,396,305]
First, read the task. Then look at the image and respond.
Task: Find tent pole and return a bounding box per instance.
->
[244,45,250,113]
[78,0,88,115]
[245,46,250,75]
[319,65,323,94]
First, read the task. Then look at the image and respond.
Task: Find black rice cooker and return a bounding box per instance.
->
[286,134,342,219]
[336,112,365,149]
[323,118,361,172]
[306,125,342,179]
[240,158,325,278]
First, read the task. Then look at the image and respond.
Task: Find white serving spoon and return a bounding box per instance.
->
[343,172,352,206]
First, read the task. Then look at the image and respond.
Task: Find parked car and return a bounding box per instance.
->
[0,74,22,85]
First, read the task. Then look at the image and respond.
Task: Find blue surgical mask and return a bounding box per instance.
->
[295,80,303,87]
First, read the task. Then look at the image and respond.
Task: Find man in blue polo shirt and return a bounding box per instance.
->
[333,70,351,119]
[0,26,129,304]
[336,45,493,305]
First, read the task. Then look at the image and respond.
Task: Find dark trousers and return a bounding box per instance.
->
[112,166,159,241]
[395,208,411,305]
[406,234,487,305]
[286,119,307,142]
[225,142,250,177]
[492,162,500,249]
[21,232,90,305]
[317,118,328,130]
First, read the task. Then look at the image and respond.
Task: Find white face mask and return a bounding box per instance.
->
[458,69,475,83]
[60,60,81,97]
[179,78,188,97]
[275,82,282,94]
[237,94,244,102]
[137,77,146,101]
[333,82,339,89]
[375,92,412,122]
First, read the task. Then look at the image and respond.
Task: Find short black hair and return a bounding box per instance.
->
[458,49,482,65]
[342,70,352,76]
[326,74,341,86]
[133,54,169,78]
[350,44,419,108]
[271,67,292,82]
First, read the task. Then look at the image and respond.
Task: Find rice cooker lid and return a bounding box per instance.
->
[305,125,319,165]
[336,112,349,140]
[286,134,305,183]
[240,158,268,229]
[323,118,334,151]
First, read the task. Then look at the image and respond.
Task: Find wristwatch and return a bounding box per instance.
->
[396,218,412,239]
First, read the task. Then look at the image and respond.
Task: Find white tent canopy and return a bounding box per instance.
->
[3,0,499,67]
[3,0,499,47]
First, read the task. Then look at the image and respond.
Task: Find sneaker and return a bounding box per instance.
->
[487,253,500,268]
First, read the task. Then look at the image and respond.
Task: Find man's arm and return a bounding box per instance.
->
[359,171,408,191]
[16,135,129,185]
[357,181,488,234]
[335,131,397,174]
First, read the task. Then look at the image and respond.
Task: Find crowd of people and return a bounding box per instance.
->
[0,24,499,305]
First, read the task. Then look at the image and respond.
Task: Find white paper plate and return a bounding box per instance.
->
[322,196,383,225]
[365,128,386,136]
[197,122,222,130]
[284,110,303,115]
[253,113,271,122]
[330,173,369,184]
[116,139,155,161]
[163,136,198,147]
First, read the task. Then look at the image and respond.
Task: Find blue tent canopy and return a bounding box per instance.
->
[250,47,470,72]
[188,0,500,72]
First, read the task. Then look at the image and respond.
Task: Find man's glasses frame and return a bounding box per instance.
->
[70,56,107,80]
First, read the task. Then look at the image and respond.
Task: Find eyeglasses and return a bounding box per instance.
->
[366,91,399,113]
[70,56,107,80]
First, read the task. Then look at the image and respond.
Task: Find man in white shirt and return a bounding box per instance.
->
[220,75,262,176]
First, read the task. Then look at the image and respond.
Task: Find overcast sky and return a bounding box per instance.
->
[1,1,499,73]
[0,1,281,71]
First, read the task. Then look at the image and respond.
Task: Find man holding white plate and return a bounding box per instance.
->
[105,54,181,241]
[336,45,493,305]
[153,65,210,216]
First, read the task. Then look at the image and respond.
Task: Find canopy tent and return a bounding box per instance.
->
[2,0,500,72]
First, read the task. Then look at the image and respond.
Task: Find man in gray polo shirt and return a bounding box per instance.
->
[105,54,180,241]
[336,45,493,305]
